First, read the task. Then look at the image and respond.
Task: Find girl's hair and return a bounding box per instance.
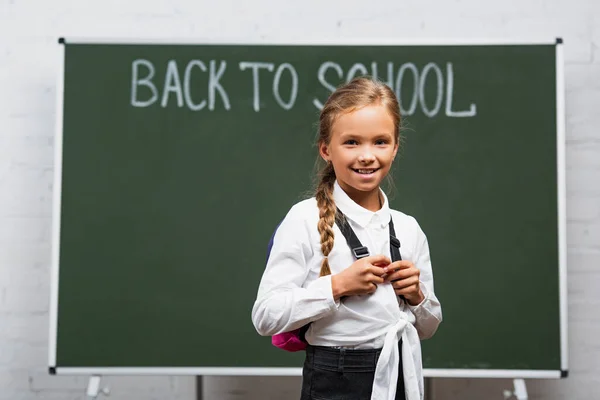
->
[315,77,401,277]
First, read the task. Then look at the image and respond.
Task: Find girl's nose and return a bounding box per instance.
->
[358,151,375,164]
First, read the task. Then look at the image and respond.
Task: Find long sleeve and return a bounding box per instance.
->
[251,203,339,336]
[407,223,443,340]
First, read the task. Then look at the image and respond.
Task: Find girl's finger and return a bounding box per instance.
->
[368,282,378,293]
[368,265,388,277]
[394,284,420,296]
[365,254,391,266]
[383,260,414,273]
[386,268,419,282]
[392,276,419,290]
[369,274,385,285]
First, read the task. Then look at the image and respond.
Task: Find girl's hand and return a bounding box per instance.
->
[331,254,390,300]
[383,261,425,306]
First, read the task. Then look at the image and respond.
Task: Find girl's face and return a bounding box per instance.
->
[319,104,398,202]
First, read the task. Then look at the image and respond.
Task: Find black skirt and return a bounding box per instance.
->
[300,341,405,400]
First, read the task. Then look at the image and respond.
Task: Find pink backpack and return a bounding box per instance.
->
[271,328,308,352]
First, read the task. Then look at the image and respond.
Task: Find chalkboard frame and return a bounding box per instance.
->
[48,38,567,379]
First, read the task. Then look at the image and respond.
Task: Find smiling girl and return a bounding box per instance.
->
[252,77,442,400]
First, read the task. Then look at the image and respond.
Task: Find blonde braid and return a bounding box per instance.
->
[315,162,336,277]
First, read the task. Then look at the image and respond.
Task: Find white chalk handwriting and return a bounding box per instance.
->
[130,59,476,118]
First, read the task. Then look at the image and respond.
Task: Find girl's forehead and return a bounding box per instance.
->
[331,105,395,135]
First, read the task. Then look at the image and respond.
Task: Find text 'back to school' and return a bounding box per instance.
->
[130,59,478,118]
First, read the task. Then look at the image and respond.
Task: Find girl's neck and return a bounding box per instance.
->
[339,183,382,212]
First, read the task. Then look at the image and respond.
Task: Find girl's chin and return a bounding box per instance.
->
[341,179,382,193]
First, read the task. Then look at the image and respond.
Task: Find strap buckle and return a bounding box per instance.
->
[352,246,370,259]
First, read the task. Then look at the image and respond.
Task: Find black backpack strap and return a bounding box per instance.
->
[389,217,402,262]
[336,208,405,301]
[336,207,402,262]
[389,217,406,301]
[336,208,370,259]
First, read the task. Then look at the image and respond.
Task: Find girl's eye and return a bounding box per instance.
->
[375,139,389,145]
[344,140,358,145]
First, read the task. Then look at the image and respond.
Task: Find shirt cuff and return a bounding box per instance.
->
[407,281,429,312]
[306,275,341,310]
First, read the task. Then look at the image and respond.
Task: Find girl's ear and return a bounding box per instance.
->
[319,141,330,162]
[392,142,399,160]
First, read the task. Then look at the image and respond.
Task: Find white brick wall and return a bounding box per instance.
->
[1,0,598,399]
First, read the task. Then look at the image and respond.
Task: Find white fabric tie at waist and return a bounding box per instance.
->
[370,316,423,400]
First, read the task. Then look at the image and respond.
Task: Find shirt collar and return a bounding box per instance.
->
[332,180,391,229]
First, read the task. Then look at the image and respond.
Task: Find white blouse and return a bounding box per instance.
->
[252,181,442,400]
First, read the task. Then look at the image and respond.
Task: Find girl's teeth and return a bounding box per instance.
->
[358,169,374,174]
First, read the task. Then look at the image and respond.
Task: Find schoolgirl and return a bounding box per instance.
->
[252,77,442,400]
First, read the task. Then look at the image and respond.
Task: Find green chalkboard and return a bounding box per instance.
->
[50,40,566,378]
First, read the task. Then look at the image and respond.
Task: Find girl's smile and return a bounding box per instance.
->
[353,168,380,175]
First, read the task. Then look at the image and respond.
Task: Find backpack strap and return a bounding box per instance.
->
[337,208,405,301]
[267,209,404,309]
[389,217,402,262]
[336,208,402,262]
[336,208,370,259]
[267,211,402,263]
[389,217,406,302]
